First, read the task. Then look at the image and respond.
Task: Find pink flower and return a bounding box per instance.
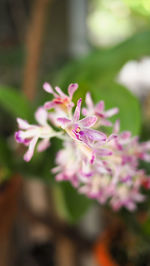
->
[43,82,78,112]
[15,107,59,161]
[57,98,107,146]
[15,82,150,212]
[82,92,118,127]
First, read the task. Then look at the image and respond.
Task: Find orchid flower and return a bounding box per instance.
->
[57,98,107,146]
[82,92,118,127]
[43,82,78,114]
[15,82,150,212]
[15,107,60,161]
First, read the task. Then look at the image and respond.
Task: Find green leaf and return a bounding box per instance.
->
[53,182,92,224]
[0,137,13,182]
[0,137,13,169]
[0,86,33,121]
[55,30,150,88]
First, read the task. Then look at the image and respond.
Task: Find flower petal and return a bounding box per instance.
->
[35,107,48,126]
[114,120,120,133]
[55,86,66,97]
[44,101,55,110]
[82,107,88,116]
[95,101,104,113]
[68,83,78,99]
[83,128,107,142]
[73,98,82,121]
[96,148,113,156]
[43,82,54,94]
[24,136,38,161]
[57,117,71,128]
[79,116,97,128]
[37,139,50,152]
[17,118,30,129]
[85,92,93,109]
[105,107,119,117]
[100,119,112,127]
[15,131,24,143]
[107,134,118,142]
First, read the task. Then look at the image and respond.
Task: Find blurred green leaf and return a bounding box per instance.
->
[0,86,33,121]
[56,30,150,88]
[53,182,92,223]
[0,137,13,169]
[0,137,13,182]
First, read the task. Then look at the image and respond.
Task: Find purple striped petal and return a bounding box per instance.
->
[79,116,97,128]
[96,148,113,156]
[83,128,107,142]
[57,117,71,128]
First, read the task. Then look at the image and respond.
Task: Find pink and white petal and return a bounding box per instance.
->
[100,119,112,127]
[73,98,82,121]
[142,153,150,162]
[105,107,119,118]
[43,82,54,94]
[57,117,71,128]
[114,120,120,134]
[107,134,118,142]
[23,136,38,162]
[35,107,48,126]
[15,131,25,143]
[96,148,113,156]
[17,118,30,129]
[82,107,88,116]
[85,92,94,109]
[83,128,107,142]
[51,166,61,174]
[120,131,131,140]
[141,141,150,149]
[133,192,145,202]
[44,101,55,110]
[55,86,66,97]
[78,185,89,194]
[37,139,50,152]
[125,201,136,211]
[79,116,97,128]
[55,173,67,181]
[95,101,104,113]
[68,83,78,99]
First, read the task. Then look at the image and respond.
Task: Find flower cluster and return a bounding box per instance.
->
[15,83,150,211]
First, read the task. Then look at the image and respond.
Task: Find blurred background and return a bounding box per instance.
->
[1,0,150,265]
